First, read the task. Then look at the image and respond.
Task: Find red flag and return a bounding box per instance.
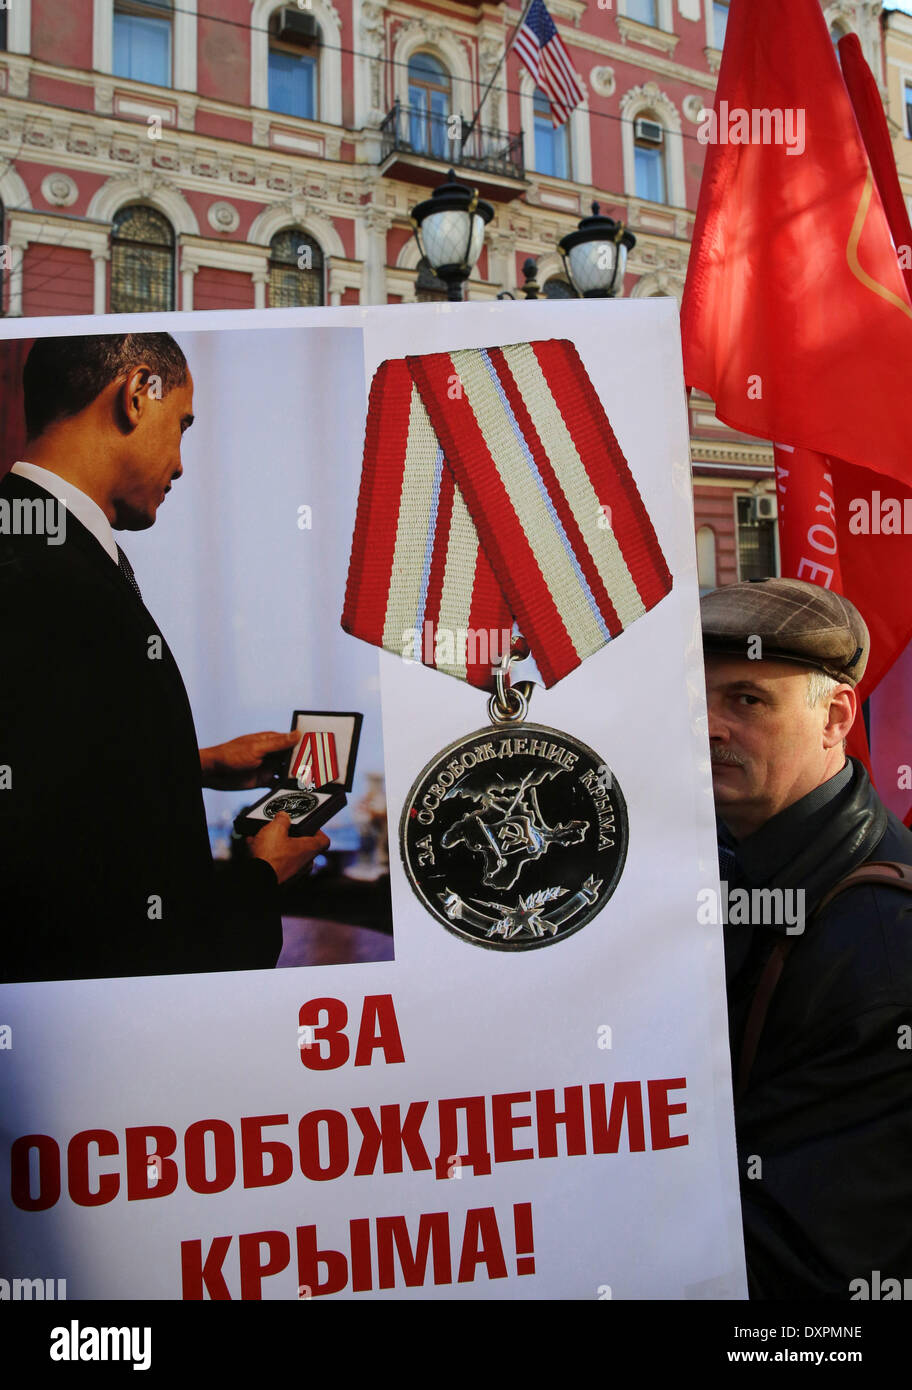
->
[682,0,912,802]
[681,0,912,485]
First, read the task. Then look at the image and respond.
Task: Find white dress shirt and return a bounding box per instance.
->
[10,460,119,565]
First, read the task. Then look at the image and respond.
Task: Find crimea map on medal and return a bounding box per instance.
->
[401,723,628,950]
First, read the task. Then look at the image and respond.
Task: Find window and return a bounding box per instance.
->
[712,1,728,50]
[113,0,172,88]
[408,53,450,160]
[0,7,7,50]
[268,229,324,307]
[268,7,321,120]
[110,205,174,313]
[634,117,666,203]
[830,22,847,48]
[543,277,575,299]
[905,80,912,140]
[626,0,658,26]
[736,497,777,581]
[533,87,569,179]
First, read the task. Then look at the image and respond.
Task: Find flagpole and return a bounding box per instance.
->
[461,0,536,146]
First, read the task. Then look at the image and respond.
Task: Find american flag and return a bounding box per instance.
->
[513,0,584,127]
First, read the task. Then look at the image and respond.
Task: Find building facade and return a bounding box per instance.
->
[0,0,900,582]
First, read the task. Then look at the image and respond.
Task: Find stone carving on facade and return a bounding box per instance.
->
[208,200,241,234]
[41,172,79,208]
[360,1,387,121]
[682,94,707,124]
[67,126,98,157]
[591,66,616,98]
[620,81,682,132]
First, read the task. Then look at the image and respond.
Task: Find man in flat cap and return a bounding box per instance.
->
[702,577,912,1299]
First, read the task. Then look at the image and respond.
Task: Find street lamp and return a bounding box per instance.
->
[558,203,636,298]
[410,169,494,303]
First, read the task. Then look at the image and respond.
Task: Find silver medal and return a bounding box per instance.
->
[399,657,628,950]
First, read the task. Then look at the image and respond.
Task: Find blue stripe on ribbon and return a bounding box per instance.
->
[479,348,612,644]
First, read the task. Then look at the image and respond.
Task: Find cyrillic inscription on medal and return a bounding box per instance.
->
[400,723,628,950]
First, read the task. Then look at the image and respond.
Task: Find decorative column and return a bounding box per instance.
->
[92,249,110,315]
[181,262,198,312]
[363,206,391,307]
[6,239,26,317]
[252,266,269,311]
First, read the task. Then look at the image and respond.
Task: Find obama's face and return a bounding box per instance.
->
[704,654,855,839]
[112,370,195,530]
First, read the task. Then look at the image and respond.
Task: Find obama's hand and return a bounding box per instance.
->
[200,731,300,790]
[249,814,330,885]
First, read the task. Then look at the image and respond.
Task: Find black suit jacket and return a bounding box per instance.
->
[0,470,282,982]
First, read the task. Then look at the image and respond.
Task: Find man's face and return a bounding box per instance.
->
[704,654,842,837]
[113,371,194,530]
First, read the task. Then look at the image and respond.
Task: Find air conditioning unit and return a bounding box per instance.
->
[755,494,778,521]
[275,6,319,44]
[634,119,664,144]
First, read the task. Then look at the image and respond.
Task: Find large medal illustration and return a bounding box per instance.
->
[400,722,628,950]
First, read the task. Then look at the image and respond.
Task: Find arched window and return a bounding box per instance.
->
[268,229,324,307]
[533,87,570,179]
[268,7,321,120]
[110,205,174,313]
[543,277,575,299]
[712,1,729,50]
[829,21,848,47]
[408,53,450,159]
[634,113,666,203]
[114,0,173,87]
[627,0,658,25]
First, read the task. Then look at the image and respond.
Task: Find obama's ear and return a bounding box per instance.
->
[118,364,160,431]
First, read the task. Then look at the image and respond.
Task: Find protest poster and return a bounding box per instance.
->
[0,299,745,1301]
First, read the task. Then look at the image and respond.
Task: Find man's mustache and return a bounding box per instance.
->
[710,747,746,766]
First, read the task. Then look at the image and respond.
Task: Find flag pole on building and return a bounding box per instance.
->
[461,0,535,147]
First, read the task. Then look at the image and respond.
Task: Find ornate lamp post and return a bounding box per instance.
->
[410,170,494,303]
[558,203,636,298]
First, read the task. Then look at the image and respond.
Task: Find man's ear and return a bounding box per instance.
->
[823,684,856,749]
[118,364,156,431]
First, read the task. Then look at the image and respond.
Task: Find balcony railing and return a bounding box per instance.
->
[379,101,525,181]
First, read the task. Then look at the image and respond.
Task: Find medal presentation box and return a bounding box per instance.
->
[234,710,362,839]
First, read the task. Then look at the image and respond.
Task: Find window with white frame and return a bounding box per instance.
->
[407,53,451,160]
[268,7,321,120]
[712,1,729,50]
[626,0,658,25]
[113,0,172,88]
[634,114,666,203]
[110,205,175,313]
[268,230,324,307]
[533,87,570,179]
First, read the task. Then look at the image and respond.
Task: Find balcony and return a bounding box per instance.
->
[378,101,526,202]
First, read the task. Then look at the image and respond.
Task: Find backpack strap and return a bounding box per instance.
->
[735,861,912,1100]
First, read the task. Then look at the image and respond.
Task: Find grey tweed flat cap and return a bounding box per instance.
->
[701,578,869,686]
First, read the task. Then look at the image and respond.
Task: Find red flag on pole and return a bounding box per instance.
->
[681,0,912,803]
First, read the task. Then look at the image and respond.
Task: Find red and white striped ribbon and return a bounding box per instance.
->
[291,731,339,788]
[342,339,672,690]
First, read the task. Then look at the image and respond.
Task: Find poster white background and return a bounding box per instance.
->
[0,301,745,1300]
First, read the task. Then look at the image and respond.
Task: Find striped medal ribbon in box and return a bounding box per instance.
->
[291,731,340,790]
[342,339,673,952]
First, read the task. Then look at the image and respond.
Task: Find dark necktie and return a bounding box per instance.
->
[116,544,143,602]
